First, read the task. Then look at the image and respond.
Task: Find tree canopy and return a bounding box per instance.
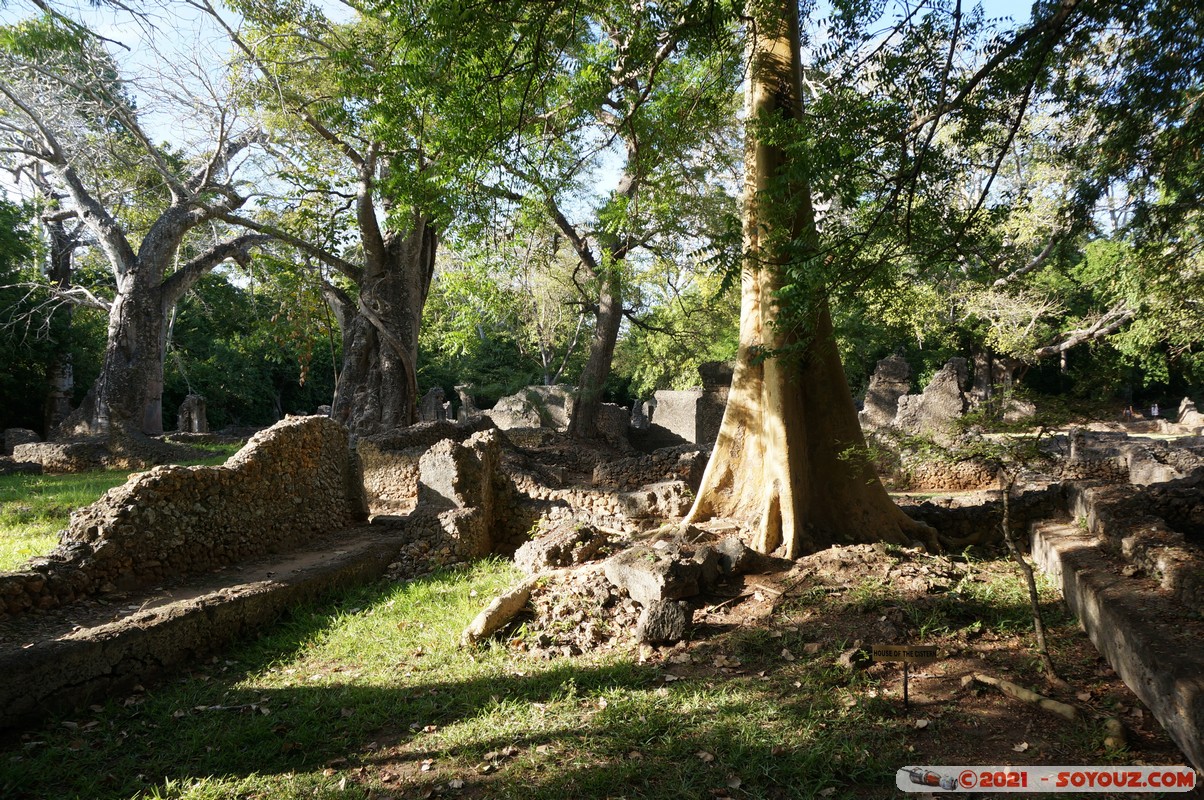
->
[0,0,1200,491]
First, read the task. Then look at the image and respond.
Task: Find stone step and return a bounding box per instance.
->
[1030,520,1204,771]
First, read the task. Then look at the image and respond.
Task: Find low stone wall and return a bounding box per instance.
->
[1031,521,1204,771]
[898,459,1001,492]
[899,483,1064,547]
[591,444,708,491]
[0,416,368,618]
[358,418,493,514]
[1068,481,1204,615]
[0,525,408,731]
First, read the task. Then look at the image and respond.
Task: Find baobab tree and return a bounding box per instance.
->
[0,14,268,439]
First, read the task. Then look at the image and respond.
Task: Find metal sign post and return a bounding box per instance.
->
[871,645,940,712]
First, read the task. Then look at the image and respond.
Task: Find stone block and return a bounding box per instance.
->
[715,535,763,576]
[3,428,40,455]
[176,394,208,433]
[514,520,609,575]
[417,430,500,514]
[651,388,727,445]
[858,354,910,430]
[485,385,575,431]
[418,387,447,423]
[603,545,701,606]
[619,480,692,519]
[893,358,969,443]
[635,600,690,644]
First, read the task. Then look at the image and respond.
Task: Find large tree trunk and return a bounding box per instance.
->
[684,0,935,557]
[568,262,622,440]
[57,272,170,437]
[43,217,76,433]
[332,216,436,439]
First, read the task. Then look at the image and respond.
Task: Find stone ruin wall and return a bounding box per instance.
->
[896,459,1001,492]
[0,416,368,619]
[358,418,493,514]
[590,444,708,492]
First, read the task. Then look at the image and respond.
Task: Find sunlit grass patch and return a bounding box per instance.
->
[0,445,240,572]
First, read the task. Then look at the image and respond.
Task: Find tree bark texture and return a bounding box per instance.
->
[42,216,76,433]
[56,272,171,438]
[568,261,622,440]
[685,0,936,557]
[331,215,436,440]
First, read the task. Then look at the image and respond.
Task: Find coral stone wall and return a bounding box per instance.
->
[0,416,367,618]
[591,445,709,491]
[358,419,493,514]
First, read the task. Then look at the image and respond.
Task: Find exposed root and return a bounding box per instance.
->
[971,673,1078,721]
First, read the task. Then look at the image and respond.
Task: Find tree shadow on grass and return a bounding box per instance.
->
[0,558,1103,800]
[0,562,912,800]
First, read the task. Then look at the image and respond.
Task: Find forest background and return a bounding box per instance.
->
[1,0,1201,438]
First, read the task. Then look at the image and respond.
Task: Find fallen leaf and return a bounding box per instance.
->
[697,750,715,763]
[1013,741,1029,752]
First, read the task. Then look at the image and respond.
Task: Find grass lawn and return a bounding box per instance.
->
[0,558,913,800]
[0,445,239,572]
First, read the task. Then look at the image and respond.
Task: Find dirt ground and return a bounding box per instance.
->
[515,538,1200,790]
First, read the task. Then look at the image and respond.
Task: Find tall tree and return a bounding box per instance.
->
[684,0,1095,555]
[684,0,935,555]
[0,14,267,438]
[209,0,588,437]
[486,1,740,440]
